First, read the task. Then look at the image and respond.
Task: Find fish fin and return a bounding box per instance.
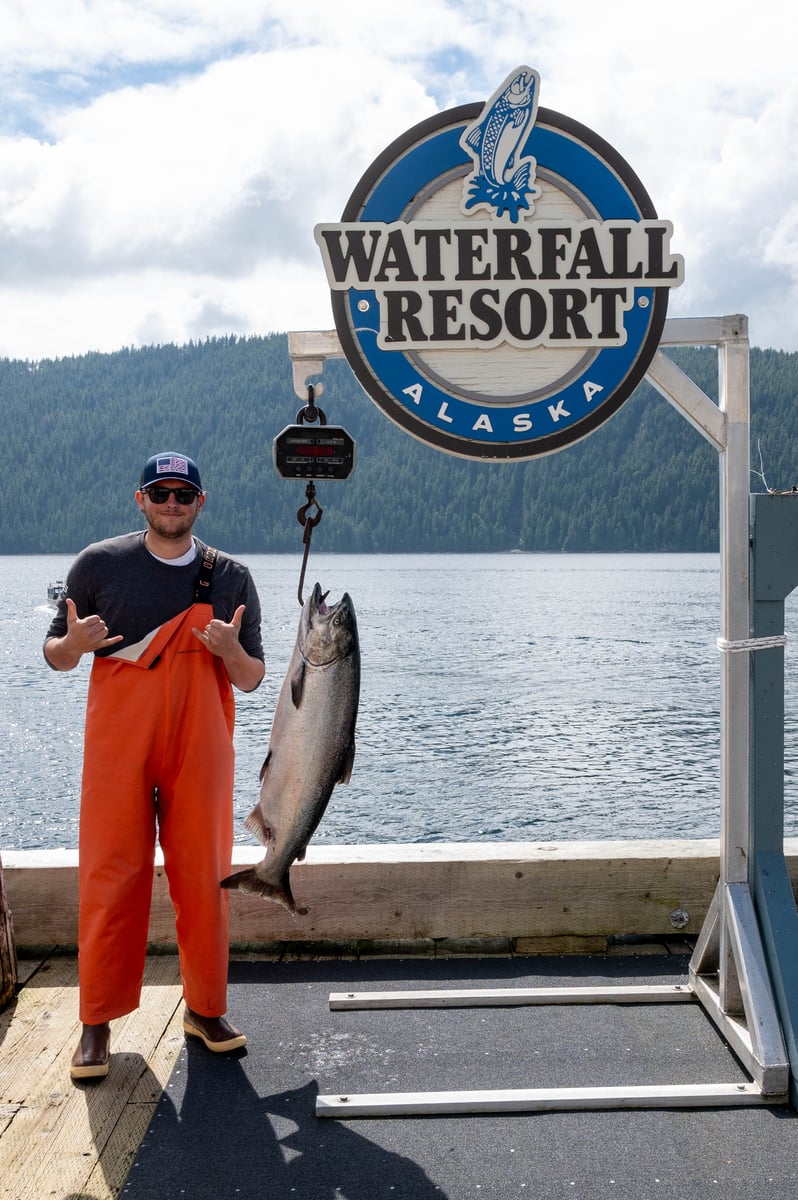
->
[463,122,483,151]
[258,751,272,782]
[244,806,272,845]
[337,737,356,785]
[220,867,296,914]
[290,660,306,707]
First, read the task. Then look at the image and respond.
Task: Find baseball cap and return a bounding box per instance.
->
[140,452,203,493]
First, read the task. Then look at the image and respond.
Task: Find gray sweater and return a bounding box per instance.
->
[44,532,264,663]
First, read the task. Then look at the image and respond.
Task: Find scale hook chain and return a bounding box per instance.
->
[296,480,323,606]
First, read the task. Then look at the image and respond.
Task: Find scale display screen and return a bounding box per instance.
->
[273,424,356,480]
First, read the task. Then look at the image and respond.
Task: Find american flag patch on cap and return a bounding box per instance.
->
[156,455,188,475]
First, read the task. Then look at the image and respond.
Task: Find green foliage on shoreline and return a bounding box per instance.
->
[0,333,795,554]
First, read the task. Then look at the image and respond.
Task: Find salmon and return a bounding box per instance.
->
[221,583,359,912]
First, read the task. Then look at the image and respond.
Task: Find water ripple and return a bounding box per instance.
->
[5,551,798,850]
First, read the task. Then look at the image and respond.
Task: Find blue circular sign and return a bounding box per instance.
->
[316,70,683,461]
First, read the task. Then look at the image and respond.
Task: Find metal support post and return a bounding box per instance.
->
[749,493,798,1106]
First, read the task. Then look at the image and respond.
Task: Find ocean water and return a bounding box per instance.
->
[3,551,797,851]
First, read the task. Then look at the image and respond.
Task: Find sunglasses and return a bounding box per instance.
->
[143,486,200,505]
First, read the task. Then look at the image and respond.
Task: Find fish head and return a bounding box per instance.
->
[299,582,359,665]
[505,68,535,109]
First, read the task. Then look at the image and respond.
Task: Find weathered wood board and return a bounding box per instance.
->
[6,840,797,951]
[0,852,17,1009]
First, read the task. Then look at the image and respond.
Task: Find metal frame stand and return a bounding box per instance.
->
[289,316,794,1117]
[747,492,798,1108]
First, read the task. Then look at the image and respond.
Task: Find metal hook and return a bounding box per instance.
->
[296,481,323,606]
[296,384,327,427]
[298,480,323,532]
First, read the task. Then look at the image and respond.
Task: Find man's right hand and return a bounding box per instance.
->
[44,598,124,670]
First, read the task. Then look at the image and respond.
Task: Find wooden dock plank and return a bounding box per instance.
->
[0,956,183,1200]
[0,1105,22,1140]
[96,999,186,1196]
[0,959,81,1120]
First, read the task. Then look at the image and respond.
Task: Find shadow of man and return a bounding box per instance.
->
[119,1042,444,1200]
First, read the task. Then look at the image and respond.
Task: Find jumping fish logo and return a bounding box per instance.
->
[460,66,541,223]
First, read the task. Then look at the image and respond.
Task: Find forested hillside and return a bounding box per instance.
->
[0,333,796,554]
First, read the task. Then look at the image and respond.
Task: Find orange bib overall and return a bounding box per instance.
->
[78,604,235,1024]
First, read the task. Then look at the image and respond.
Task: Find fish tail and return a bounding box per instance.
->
[220,866,297,914]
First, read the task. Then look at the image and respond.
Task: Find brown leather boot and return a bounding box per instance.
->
[183,1008,247,1052]
[70,1022,111,1080]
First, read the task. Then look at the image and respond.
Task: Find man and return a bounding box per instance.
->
[44,451,265,1081]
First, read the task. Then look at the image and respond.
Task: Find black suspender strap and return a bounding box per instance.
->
[194,544,218,601]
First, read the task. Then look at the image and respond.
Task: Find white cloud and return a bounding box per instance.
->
[1,0,797,358]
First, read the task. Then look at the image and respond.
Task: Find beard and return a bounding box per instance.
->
[145,506,199,540]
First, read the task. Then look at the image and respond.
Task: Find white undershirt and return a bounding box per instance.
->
[146,539,198,567]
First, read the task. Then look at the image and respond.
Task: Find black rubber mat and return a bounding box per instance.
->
[122,954,798,1199]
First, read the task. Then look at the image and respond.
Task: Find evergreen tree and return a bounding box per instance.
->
[0,335,787,554]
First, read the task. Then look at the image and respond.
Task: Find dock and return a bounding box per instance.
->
[1,951,182,1199]
[4,939,798,1200]
[3,839,798,1197]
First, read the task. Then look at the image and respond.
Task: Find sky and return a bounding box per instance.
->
[1,0,796,361]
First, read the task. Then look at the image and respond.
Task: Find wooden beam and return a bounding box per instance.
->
[8,839,798,950]
[0,852,16,1008]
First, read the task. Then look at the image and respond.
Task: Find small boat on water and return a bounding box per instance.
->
[46,580,66,608]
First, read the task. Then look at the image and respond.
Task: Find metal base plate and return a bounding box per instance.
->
[329,984,694,1010]
[316,1081,780,1118]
